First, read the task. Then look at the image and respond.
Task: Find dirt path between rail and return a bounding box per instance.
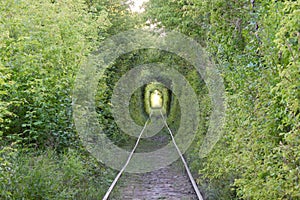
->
[111,160,198,200]
[109,132,200,200]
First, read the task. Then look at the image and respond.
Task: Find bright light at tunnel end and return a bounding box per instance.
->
[126,0,149,13]
[72,29,226,173]
[150,89,163,109]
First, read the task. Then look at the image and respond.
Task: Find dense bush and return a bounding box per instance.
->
[0,0,117,199]
[0,148,114,200]
[0,0,109,149]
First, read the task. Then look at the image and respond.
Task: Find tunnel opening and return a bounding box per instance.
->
[95,49,207,156]
[143,82,171,116]
[128,80,180,129]
[150,89,163,109]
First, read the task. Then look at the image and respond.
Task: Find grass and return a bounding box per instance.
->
[0,147,116,200]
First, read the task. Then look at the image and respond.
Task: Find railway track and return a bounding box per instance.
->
[103,110,204,200]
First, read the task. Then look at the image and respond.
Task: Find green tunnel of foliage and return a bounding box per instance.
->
[126,82,172,126]
[95,47,206,147]
[0,0,299,199]
[130,81,179,124]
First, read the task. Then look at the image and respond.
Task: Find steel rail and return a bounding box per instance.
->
[102,111,153,200]
[160,110,204,200]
